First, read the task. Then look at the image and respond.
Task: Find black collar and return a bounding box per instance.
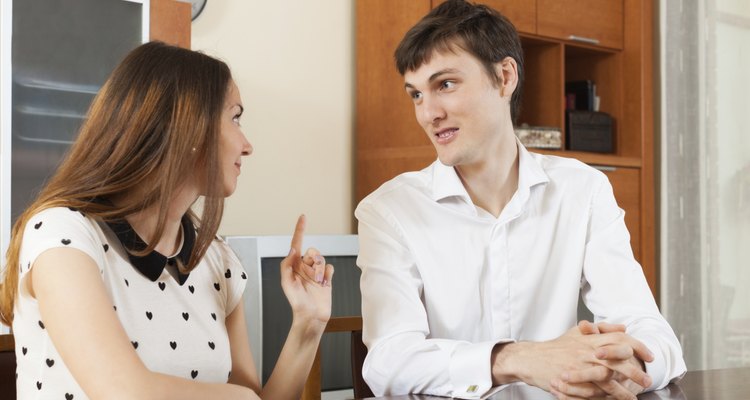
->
[105,216,196,285]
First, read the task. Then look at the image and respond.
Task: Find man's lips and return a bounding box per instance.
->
[434,128,458,144]
[434,128,458,138]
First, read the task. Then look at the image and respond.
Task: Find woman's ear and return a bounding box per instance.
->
[495,57,518,98]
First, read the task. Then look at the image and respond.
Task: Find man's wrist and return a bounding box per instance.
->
[490,342,526,386]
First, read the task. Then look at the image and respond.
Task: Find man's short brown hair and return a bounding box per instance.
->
[395,0,525,124]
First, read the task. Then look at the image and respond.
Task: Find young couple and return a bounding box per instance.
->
[1,1,684,399]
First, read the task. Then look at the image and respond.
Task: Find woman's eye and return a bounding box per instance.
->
[233,114,242,125]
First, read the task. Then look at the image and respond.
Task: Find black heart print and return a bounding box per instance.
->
[124,279,129,287]
[191,370,198,379]
[225,269,232,278]
[34,221,42,229]
[182,312,189,321]
[103,244,109,252]
[46,358,54,367]
[241,272,247,280]
[36,381,42,390]
[213,283,220,291]
[66,393,74,400]
[158,282,166,291]
[170,341,177,350]
[208,342,215,350]
[38,320,45,329]
[131,341,138,349]
[61,239,71,245]
[146,311,153,320]
[188,285,195,293]
[211,313,217,321]
[22,347,27,355]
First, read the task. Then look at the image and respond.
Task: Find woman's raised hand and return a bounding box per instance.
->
[279,215,334,330]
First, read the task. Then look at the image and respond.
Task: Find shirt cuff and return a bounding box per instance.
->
[449,340,513,399]
[638,338,685,392]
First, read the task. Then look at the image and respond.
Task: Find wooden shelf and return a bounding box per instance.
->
[529,149,641,168]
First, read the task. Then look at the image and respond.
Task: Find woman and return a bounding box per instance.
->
[0,41,333,399]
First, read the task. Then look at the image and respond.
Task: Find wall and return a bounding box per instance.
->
[192,0,355,236]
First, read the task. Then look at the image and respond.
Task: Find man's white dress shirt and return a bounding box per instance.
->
[355,142,686,398]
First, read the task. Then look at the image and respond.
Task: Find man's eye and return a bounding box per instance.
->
[410,91,422,100]
[233,114,242,125]
[441,81,455,90]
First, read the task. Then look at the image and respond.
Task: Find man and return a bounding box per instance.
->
[355,1,686,399]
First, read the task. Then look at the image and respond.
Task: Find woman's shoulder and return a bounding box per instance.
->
[20,206,107,273]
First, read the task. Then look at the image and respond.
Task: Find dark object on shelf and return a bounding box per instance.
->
[565,80,595,111]
[566,110,614,153]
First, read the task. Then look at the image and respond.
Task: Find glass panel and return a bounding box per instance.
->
[10,0,142,221]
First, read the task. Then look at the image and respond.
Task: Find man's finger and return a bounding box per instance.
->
[596,343,634,361]
[578,320,600,335]
[595,378,637,400]
[551,378,607,398]
[594,358,652,389]
[595,322,627,333]
[562,365,614,383]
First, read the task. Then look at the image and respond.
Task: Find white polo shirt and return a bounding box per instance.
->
[356,143,686,398]
[13,207,247,400]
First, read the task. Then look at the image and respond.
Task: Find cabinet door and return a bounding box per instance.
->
[537,0,623,49]
[599,166,656,296]
[150,0,191,48]
[600,166,640,260]
[469,0,536,34]
[356,0,432,201]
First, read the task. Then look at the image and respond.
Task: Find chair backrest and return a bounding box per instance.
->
[302,316,374,400]
[0,334,16,399]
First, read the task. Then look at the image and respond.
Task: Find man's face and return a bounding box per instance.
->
[404,48,510,168]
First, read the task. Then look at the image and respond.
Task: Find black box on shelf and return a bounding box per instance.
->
[566,110,614,153]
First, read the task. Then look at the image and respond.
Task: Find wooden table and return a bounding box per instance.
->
[362,368,750,399]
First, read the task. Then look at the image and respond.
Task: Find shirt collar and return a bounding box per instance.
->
[430,138,550,205]
[105,215,196,285]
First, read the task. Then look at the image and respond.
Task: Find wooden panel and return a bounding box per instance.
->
[628,0,656,301]
[600,166,655,296]
[150,0,191,48]
[518,37,564,132]
[532,149,640,168]
[538,0,624,49]
[434,0,537,34]
[356,147,436,202]
[356,0,430,151]
[479,0,536,34]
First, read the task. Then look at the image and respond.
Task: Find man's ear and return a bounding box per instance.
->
[495,57,518,98]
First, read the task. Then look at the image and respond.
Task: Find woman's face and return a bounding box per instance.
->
[217,80,252,196]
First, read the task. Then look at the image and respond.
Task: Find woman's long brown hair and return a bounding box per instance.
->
[0,41,231,325]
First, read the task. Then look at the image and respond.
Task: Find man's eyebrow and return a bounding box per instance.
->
[404,68,461,90]
[428,68,460,83]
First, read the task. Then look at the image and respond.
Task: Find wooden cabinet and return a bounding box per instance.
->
[150,0,191,48]
[538,0,624,49]
[356,0,656,296]
[468,0,536,34]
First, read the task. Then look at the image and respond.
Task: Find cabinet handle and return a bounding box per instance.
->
[568,35,600,45]
[592,165,617,172]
